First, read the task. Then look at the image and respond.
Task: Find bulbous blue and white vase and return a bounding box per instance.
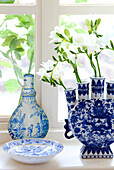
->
[8,74,49,140]
[106,80,114,99]
[64,79,114,159]
[90,76,105,99]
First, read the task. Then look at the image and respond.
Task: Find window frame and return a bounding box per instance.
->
[1,0,114,131]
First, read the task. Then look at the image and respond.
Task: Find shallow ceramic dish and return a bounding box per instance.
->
[2,138,64,164]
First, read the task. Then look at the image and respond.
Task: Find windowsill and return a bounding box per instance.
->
[0,143,114,170]
[0,130,114,170]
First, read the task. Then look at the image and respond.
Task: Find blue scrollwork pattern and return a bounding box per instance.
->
[8,74,49,140]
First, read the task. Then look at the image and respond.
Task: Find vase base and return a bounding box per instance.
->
[80,145,113,159]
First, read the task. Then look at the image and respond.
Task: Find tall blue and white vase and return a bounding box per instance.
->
[77,81,89,100]
[106,81,114,99]
[90,77,105,99]
[8,74,49,140]
[64,88,76,139]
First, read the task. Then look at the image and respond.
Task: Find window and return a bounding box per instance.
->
[0,0,38,130]
[0,0,114,132]
[40,0,114,129]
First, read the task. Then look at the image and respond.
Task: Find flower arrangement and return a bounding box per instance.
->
[37,18,114,90]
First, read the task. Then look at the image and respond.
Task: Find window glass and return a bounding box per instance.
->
[0,14,35,115]
[60,0,114,5]
[58,14,114,121]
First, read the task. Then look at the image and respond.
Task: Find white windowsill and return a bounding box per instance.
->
[0,143,114,170]
[0,130,114,170]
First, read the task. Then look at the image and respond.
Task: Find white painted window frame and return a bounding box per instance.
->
[1,0,114,131]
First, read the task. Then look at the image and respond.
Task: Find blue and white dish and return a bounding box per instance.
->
[68,99,114,158]
[2,138,63,164]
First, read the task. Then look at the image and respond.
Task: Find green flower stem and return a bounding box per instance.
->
[90,59,97,77]
[11,51,23,87]
[59,78,67,90]
[95,56,101,77]
[87,53,97,77]
[28,49,34,74]
[18,86,24,105]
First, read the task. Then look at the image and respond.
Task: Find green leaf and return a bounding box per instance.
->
[2,36,15,47]
[5,79,20,93]
[27,34,34,47]
[15,48,24,52]
[58,55,62,61]
[0,50,10,58]
[110,40,114,49]
[52,56,58,61]
[0,60,13,68]
[27,48,35,62]
[97,18,101,27]
[0,29,17,39]
[54,42,61,44]
[14,51,21,60]
[9,37,18,50]
[0,69,2,78]
[63,52,67,58]
[64,28,70,38]
[70,50,76,54]
[85,19,90,30]
[56,32,65,39]
[13,65,23,79]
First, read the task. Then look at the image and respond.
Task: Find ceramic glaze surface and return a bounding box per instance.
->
[3,139,63,164]
[107,81,114,99]
[8,74,49,140]
[90,77,105,99]
[77,82,89,100]
[69,99,114,158]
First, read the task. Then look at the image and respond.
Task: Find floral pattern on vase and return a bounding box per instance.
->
[8,74,49,140]
[77,81,89,100]
[90,77,105,99]
[106,81,114,99]
[69,99,114,158]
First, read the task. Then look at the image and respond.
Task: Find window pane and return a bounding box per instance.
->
[0,14,35,116]
[60,0,114,5]
[58,15,114,121]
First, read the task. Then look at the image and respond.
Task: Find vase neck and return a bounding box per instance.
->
[64,88,76,112]
[22,74,36,97]
[24,74,34,89]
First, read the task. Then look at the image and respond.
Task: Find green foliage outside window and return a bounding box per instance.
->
[0,0,15,3]
[75,0,88,3]
[0,15,35,104]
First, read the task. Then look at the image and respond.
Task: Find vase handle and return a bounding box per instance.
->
[64,119,74,139]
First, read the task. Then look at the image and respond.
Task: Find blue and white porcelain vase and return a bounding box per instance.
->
[64,88,76,139]
[64,79,114,159]
[77,81,89,100]
[106,81,114,99]
[90,76,105,99]
[8,74,49,140]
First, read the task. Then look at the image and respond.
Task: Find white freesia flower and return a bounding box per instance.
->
[49,26,67,44]
[37,68,51,79]
[37,60,55,79]
[53,62,64,80]
[74,33,101,54]
[41,60,55,71]
[37,68,46,79]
